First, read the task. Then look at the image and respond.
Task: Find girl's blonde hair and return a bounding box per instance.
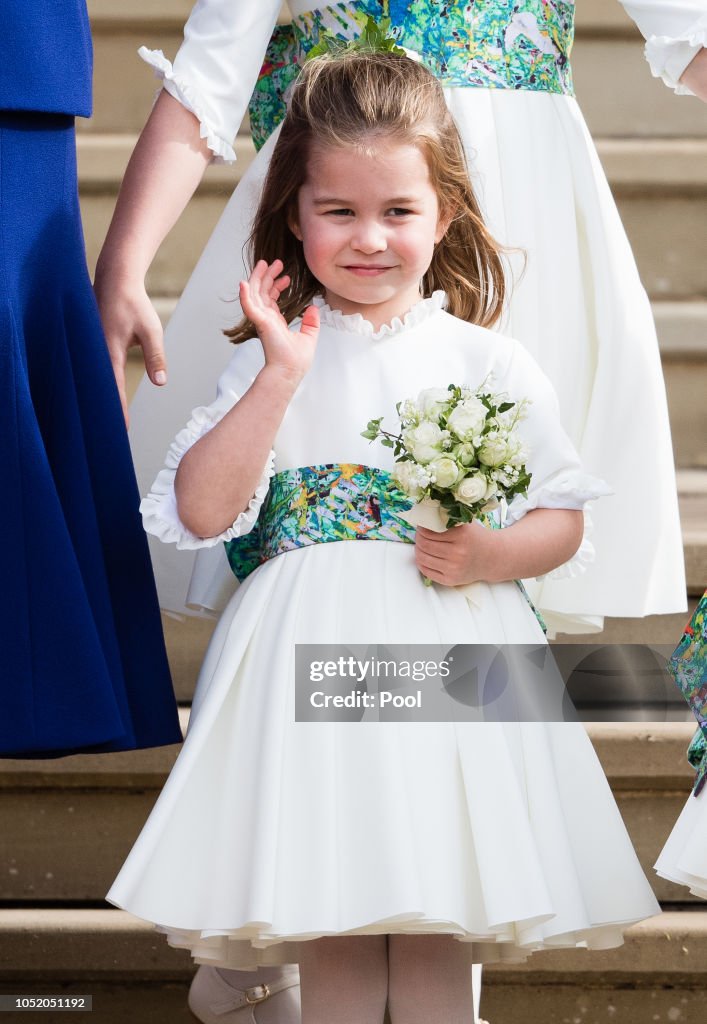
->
[227,49,507,343]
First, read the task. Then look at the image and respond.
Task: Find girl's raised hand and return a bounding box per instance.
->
[239,259,319,383]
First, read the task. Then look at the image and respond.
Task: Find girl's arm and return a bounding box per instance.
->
[174,261,320,538]
[415,509,584,587]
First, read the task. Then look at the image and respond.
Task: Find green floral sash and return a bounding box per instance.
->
[225,464,414,580]
[224,462,546,633]
[669,593,707,795]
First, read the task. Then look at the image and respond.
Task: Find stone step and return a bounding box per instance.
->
[84,0,707,138]
[0,721,702,906]
[0,909,705,1024]
[135,296,707,358]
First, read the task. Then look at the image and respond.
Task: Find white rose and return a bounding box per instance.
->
[403,420,445,464]
[447,398,487,440]
[506,440,528,467]
[392,460,430,501]
[416,387,452,419]
[478,436,509,468]
[427,457,460,490]
[453,473,488,507]
[454,442,476,467]
[484,477,498,500]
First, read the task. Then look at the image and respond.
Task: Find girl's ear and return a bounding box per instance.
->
[434,206,455,245]
[288,207,303,242]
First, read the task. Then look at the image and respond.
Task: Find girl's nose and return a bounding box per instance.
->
[351,221,386,253]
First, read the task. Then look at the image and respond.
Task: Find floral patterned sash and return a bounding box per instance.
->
[668,593,707,795]
[224,462,546,633]
[224,464,415,580]
[249,0,575,149]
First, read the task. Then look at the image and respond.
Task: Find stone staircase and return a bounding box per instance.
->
[2,720,706,1020]
[2,2,706,1021]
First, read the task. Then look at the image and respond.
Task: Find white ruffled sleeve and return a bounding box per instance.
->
[502,342,613,580]
[620,0,707,95]
[139,0,283,162]
[140,341,274,550]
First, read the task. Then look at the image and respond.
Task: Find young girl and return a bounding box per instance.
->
[108,51,660,1022]
[99,0,704,639]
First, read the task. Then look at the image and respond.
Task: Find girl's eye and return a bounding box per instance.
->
[388,208,413,218]
[325,208,354,217]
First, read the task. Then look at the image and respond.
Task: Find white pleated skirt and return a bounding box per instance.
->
[655,786,707,899]
[108,542,660,968]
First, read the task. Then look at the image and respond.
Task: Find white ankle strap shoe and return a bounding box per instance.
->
[188,965,301,1023]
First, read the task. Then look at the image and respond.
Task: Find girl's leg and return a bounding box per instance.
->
[298,936,388,1024]
[387,935,475,1024]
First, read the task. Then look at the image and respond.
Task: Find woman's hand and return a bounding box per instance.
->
[680,48,707,102]
[415,522,497,586]
[240,259,319,382]
[94,269,166,424]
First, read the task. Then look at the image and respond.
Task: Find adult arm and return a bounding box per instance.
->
[94,0,283,420]
[94,90,212,419]
[619,0,707,96]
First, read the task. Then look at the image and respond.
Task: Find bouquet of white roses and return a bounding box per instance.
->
[362,382,532,535]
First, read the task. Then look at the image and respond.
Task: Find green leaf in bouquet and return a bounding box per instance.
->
[381,438,394,448]
[497,401,515,413]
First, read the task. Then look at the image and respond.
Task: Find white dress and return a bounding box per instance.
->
[126,0,704,633]
[107,297,660,967]
[654,594,707,899]
[655,788,707,899]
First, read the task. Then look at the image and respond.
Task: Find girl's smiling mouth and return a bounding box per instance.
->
[343,264,396,275]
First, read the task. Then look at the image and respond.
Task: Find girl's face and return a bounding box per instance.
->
[291,140,449,329]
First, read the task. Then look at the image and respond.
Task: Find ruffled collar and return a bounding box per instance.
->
[313,291,447,340]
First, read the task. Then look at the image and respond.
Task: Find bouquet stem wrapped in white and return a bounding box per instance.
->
[363,382,532,598]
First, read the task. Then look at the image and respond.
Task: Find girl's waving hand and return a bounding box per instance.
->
[240,259,320,383]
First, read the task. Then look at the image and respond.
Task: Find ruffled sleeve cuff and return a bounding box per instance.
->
[138,47,237,163]
[140,393,275,551]
[505,471,613,581]
[644,17,707,94]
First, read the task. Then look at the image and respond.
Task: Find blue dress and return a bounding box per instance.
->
[0,1,181,755]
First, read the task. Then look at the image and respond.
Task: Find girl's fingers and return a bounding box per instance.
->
[269,274,291,301]
[416,526,455,544]
[239,279,263,325]
[260,259,284,296]
[416,551,450,575]
[300,305,320,339]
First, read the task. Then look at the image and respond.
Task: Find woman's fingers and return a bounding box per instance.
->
[106,344,129,426]
[138,311,167,387]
